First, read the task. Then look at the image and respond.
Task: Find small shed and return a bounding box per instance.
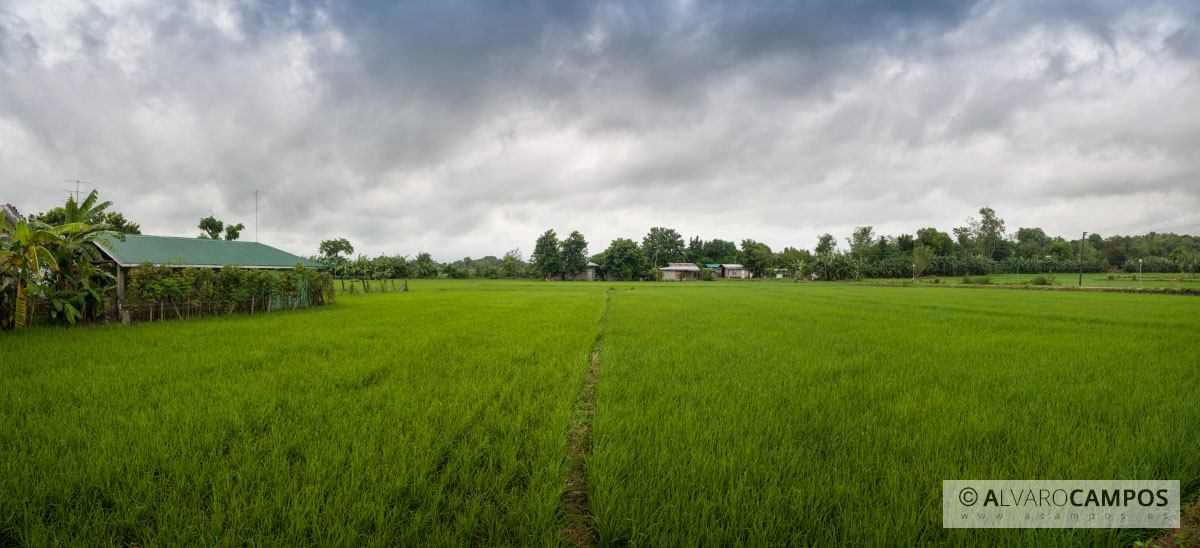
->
[722,264,749,278]
[93,235,323,301]
[659,262,700,281]
[567,262,600,281]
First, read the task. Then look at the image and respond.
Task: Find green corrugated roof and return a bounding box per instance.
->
[95,235,324,269]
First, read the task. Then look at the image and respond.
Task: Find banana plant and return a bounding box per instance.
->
[0,217,87,329]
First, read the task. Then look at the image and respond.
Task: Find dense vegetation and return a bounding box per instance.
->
[122,262,333,321]
[311,206,1196,282]
[1,191,126,329]
[2,280,1197,546]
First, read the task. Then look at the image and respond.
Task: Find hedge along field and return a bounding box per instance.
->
[0,281,605,547]
[591,283,1200,547]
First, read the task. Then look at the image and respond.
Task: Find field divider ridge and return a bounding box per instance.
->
[561,289,610,547]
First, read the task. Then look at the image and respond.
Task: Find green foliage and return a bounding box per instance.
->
[318,238,354,260]
[560,230,589,278]
[739,239,774,277]
[99,212,141,234]
[960,275,993,285]
[198,215,224,239]
[1026,274,1056,286]
[224,223,245,241]
[531,229,563,279]
[814,233,837,255]
[700,268,714,281]
[413,252,438,278]
[501,248,524,277]
[126,262,332,319]
[642,227,686,264]
[600,238,644,280]
[0,216,88,329]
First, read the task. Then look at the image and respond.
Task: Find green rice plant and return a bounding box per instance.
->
[0,281,604,546]
[590,283,1200,547]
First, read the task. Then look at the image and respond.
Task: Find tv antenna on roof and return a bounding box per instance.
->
[63,179,91,202]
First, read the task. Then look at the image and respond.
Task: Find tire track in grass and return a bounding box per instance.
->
[562,289,610,547]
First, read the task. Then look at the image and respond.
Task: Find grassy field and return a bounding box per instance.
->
[1,282,603,546]
[2,280,1198,546]
[863,272,1200,289]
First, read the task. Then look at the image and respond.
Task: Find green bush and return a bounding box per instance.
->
[960,275,992,285]
[1027,274,1056,286]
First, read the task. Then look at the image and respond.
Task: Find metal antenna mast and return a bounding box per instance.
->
[63,179,91,202]
[255,190,259,242]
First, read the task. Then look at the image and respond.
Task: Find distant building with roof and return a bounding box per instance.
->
[720,264,749,278]
[1,203,22,231]
[659,262,700,281]
[566,262,600,281]
[92,234,323,301]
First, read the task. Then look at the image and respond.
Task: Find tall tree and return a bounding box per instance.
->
[739,239,774,277]
[502,248,524,277]
[560,230,589,279]
[531,229,563,279]
[965,207,1006,258]
[702,239,739,263]
[223,223,245,241]
[815,233,837,255]
[318,238,355,260]
[413,252,438,278]
[601,238,644,280]
[847,226,875,259]
[198,216,224,239]
[642,227,686,266]
[915,227,954,256]
[1015,227,1050,259]
[99,212,141,234]
[685,236,705,263]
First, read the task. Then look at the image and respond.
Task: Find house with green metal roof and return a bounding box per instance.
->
[93,235,323,302]
[94,235,322,269]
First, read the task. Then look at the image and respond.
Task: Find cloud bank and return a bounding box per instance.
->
[2,0,1199,260]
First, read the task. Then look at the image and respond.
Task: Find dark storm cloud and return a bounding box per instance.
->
[1,0,1199,260]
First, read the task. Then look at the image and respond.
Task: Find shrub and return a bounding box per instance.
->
[1027,274,1056,286]
[960,275,992,285]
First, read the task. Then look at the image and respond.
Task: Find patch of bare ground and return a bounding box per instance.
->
[562,291,609,547]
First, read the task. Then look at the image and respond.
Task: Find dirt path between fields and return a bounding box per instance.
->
[562,289,610,547]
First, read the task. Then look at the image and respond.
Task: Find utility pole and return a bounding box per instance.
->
[63,179,91,202]
[1078,231,1087,287]
[255,190,259,242]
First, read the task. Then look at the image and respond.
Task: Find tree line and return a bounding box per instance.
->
[312,207,1198,283]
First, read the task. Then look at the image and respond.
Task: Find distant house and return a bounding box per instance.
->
[721,264,749,278]
[704,263,723,277]
[92,234,324,302]
[1,203,22,229]
[567,262,600,281]
[659,262,700,281]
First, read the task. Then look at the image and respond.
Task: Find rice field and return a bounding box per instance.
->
[864,272,1200,289]
[2,280,1197,547]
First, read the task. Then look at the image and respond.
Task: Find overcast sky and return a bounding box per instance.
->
[2,0,1199,261]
